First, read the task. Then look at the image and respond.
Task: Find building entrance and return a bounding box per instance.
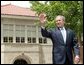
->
[13,59,28,64]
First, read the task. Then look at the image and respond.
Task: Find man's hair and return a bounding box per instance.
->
[55,15,65,22]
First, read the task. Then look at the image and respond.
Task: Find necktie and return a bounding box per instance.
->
[60,27,66,43]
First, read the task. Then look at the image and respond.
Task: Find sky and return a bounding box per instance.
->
[1,1,46,8]
[1,1,32,8]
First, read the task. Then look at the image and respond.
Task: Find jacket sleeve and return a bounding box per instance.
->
[72,31,80,56]
[41,27,52,38]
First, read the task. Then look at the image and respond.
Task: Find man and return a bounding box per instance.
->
[39,13,80,64]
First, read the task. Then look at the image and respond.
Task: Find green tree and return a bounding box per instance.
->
[30,1,83,45]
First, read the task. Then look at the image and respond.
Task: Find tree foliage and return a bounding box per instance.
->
[30,1,83,43]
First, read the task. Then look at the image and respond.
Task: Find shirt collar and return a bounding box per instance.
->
[59,27,65,30]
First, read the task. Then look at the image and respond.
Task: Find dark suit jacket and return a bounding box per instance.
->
[41,27,80,64]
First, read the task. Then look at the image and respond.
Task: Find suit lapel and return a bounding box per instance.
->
[55,28,64,44]
[65,28,69,44]
[55,27,70,45]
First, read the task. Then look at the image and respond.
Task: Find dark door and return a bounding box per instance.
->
[13,59,28,64]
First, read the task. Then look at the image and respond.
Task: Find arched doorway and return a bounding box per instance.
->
[13,59,28,64]
[12,54,31,64]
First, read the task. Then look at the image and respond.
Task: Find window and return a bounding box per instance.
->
[9,37,13,42]
[21,37,25,43]
[3,37,8,42]
[3,24,13,43]
[27,37,36,43]
[27,25,36,43]
[38,27,42,37]
[16,37,20,43]
[43,38,47,43]
[16,25,25,37]
[3,37,13,43]
[39,37,47,44]
[38,27,47,44]
[31,26,36,37]
[15,25,25,43]
[27,37,31,43]
[32,37,36,43]
[16,37,25,43]
[39,38,42,43]
[3,24,13,36]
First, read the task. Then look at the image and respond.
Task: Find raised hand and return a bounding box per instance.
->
[39,13,47,24]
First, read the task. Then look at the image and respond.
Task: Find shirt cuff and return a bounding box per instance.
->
[41,26,45,29]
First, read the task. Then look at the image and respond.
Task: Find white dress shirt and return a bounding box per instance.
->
[60,27,66,43]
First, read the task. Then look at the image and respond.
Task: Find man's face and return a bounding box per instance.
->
[55,16,65,28]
